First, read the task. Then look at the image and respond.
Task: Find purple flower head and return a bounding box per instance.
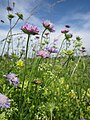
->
[0,94,10,108]
[42,20,55,32]
[36,50,50,58]
[61,29,69,33]
[46,47,58,53]
[3,73,20,87]
[80,118,86,120]
[65,25,70,28]
[21,24,39,35]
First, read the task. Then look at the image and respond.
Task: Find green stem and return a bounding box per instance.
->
[1,33,24,43]
[52,38,66,67]
[7,19,12,54]
[19,34,30,119]
[70,56,81,78]
[1,18,19,56]
[63,55,70,68]
[25,57,42,96]
[50,111,52,120]
[40,28,46,49]
[22,34,30,91]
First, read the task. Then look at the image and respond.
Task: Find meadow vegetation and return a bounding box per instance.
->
[0,1,90,120]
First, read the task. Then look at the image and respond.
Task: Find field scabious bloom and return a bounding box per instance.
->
[36,50,50,58]
[3,73,20,87]
[42,20,55,32]
[0,94,10,108]
[61,30,69,33]
[21,24,39,35]
[46,47,58,53]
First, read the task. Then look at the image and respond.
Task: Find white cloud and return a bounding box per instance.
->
[0,1,90,55]
[52,11,90,54]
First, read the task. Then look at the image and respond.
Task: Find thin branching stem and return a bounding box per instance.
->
[1,18,20,56]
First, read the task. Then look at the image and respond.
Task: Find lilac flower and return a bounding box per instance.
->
[36,50,50,58]
[46,47,58,53]
[42,20,55,32]
[0,93,10,108]
[61,30,69,33]
[3,73,20,87]
[80,118,86,120]
[21,24,39,35]
[65,25,70,28]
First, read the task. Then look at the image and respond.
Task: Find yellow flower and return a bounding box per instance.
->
[68,90,76,99]
[60,77,64,85]
[16,59,24,68]
[87,88,90,98]
[87,106,90,112]
[65,50,74,55]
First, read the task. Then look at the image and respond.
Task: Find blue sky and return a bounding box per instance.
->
[0,0,90,54]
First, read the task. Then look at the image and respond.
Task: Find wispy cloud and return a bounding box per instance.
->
[71,12,90,30]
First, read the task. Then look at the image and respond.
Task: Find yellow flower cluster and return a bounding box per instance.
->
[16,59,24,68]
